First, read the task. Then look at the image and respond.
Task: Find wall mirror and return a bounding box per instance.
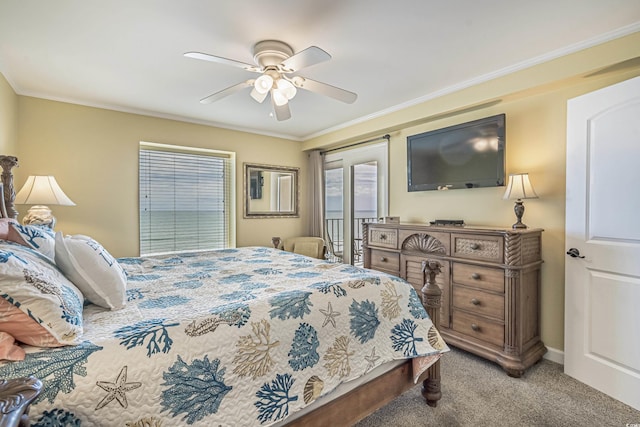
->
[244,163,299,218]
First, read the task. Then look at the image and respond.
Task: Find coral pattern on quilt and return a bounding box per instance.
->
[0,247,448,426]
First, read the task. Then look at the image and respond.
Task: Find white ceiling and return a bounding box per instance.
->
[1,1,639,141]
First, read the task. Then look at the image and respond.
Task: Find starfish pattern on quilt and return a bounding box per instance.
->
[95,366,142,410]
[364,347,381,372]
[319,302,340,328]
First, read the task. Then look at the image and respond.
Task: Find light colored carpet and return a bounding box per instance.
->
[356,348,640,426]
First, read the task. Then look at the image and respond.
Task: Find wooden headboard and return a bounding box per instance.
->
[0,155,18,219]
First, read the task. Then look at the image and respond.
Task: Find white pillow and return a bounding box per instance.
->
[54,232,127,310]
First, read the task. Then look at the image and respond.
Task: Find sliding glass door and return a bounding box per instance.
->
[324,141,388,265]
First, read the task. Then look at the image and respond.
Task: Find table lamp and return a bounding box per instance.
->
[502,173,538,229]
[14,176,75,228]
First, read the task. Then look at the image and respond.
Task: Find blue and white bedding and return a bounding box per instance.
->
[0,246,447,426]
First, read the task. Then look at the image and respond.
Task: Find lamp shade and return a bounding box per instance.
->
[250,87,268,103]
[502,173,538,201]
[254,74,274,94]
[15,176,76,206]
[276,78,297,100]
[271,88,289,107]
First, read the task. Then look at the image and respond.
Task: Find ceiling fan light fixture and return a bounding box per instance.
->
[277,78,297,100]
[254,74,273,94]
[271,88,289,107]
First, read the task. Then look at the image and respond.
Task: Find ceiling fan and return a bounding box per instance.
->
[185,40,358,121]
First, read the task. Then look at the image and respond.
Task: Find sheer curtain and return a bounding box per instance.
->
[307,150,325,238]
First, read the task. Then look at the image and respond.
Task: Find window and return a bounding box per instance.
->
[139,142,235,255]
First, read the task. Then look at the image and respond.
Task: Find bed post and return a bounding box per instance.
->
[0,155,19,219]
[0,376,42,427]
[421,260,442,407]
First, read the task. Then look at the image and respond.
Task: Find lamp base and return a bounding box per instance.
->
[512,200,527,229]
[23,205,56,229]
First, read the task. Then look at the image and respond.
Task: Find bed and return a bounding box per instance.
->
[0,155,447,426]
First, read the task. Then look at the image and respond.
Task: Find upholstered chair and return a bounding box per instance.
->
[280,237,326,259]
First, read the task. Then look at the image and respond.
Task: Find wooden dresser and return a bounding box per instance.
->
[363,222,545,377]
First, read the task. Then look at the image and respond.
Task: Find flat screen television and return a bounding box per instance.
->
[407,114,505,191]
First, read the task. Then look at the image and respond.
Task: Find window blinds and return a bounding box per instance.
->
[139,145,233,256]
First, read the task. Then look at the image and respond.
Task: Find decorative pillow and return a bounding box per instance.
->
[0,332,25,361]
[0,299,63,347]
[7,222,56,260]
[54,233,127,310]
[0,241,83,346]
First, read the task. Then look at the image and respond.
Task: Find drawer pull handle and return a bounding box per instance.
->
[379,234,387,240]
[380,257,387,262]
[471,273,481,280]
[470,243,480,250]
[471,323,480,331]
[471,298,480,306]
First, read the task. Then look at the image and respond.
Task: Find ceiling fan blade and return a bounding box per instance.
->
[280,46,331,73]
[185,52,261,72]
[200,81,252,104]
[292,76,357,104]
[271,97,291,121]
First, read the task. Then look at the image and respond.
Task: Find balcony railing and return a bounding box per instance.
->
[325,217,377,264]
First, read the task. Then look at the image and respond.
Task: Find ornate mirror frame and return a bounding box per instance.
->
[243,163,299,218]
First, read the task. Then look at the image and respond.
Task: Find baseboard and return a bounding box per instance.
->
[543,346,564,365]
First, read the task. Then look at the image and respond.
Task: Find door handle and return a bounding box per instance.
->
[566,248,585,258]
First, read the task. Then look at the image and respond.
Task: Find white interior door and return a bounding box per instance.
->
[565,76,640,411]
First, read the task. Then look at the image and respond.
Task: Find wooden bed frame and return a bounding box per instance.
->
[0,155,442,426]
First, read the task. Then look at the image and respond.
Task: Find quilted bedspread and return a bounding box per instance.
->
[0,247,448,426]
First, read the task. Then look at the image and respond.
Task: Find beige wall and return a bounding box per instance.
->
[304,33,640,352]
[15,97,307,257]
[0,72,18,154]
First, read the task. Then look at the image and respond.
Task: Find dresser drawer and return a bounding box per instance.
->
[368,228,398,249]
[370,249,400,272]
[453,286,504,320]
[451,233,503,262]
[452,310,504,347]
[452,263,504,293]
